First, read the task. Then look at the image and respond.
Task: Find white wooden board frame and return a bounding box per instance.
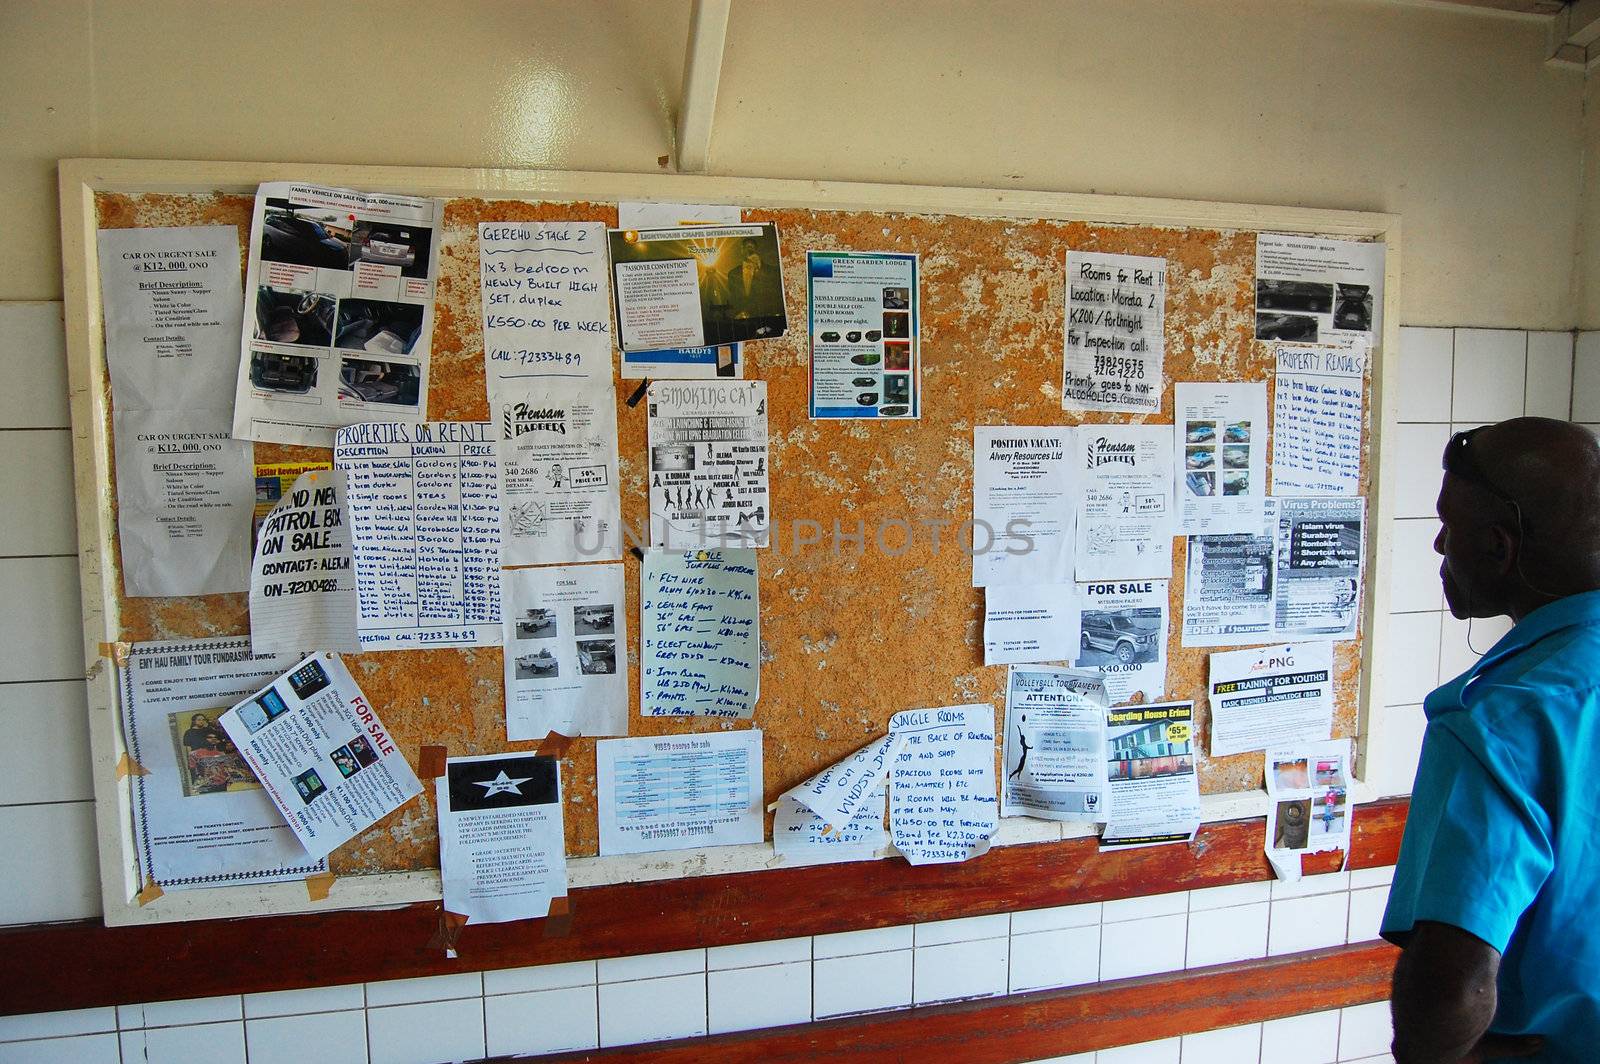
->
[59,158,1402,926]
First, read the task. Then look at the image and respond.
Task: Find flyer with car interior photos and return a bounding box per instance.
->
[1207,642,1334,757]
[501,562,628,739]
[607,223,787,351]
[806,251,920,419]
[232,183,441,447]
[1002,667,1109,823]
[640,549,760,719]
[1074,424,1173,581]
[218,652,422,861]
[983,583,1082,666]
[1062,251,1166,414]
[437,753,567,925]
[1174,382,1268,535]
[1073,580,1169,704]
[647,381,770,548]
[972,426,1076,587]
[1265,739,1352,881]
[1255,234,1384,345]
[494,378,623,566]
[118,638,326,890]
[1099,700,1201,849]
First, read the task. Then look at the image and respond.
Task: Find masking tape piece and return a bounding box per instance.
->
[99,641,131,667]
[542,895,573,939]
[115,752,150,779]
[135,877,164,906]
[535,731,574,759]
[418,745,448,779]
[305,871,337,901]
[426,909,469,953]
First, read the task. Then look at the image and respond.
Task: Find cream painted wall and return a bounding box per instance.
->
[1583,72,1600,328]
[0,0,1589,328]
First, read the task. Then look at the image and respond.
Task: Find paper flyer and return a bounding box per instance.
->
[494,379,623,565]
[437,753,567,925]
[1073,580,1169,704]
[595,730,764,856]
[647,380,770,548]
[478,220,613,389]
[1274,496,1364,641]
[640,549,760,719]
[1100,700,1201,849]
[218,653,423,860]
[253,459,330,548]
[982,583,1081,666]
[1208,642,1334,757]
[117,638,326,890]
[335,422,501,651]
[97,225,254,597]
[1271,343,1366,497]
[1062,251,1166,413]
[1265,739,1352,881]
[1175,382,1268,535]
[807,251,920,419]
[1255,235,1384,345]
[972,426,1075,587]
[1002,667,1109,822]
[773,785,888,864]
[232,183,441,447]
[1181,500,1279,648]
[888,704,999,865]
[781,734,902,830]
[248,468,359,655]
[1075,424,1174,581]
[501,562,627,738]
[608,224,787,351]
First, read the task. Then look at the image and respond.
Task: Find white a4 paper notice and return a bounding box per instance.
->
[478,220,613,387]
[888,704,998,865]
[501,562,628,739]
[1002,667,1108,822]
[438,753,567,925]
[596,730,764,856]
[1208,642,1334,757]
[775,734,899,865]
[1265,739,1352,881]
[972,426,1074,587]
[1100,700,1201,849]
[983,583,1081,666]
[647,381,770,548]
[249,468,358,655]
[640,549,760,719]
[1075,424,1173,581]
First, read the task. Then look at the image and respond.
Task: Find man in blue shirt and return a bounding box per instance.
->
[1382,417,1600,1063]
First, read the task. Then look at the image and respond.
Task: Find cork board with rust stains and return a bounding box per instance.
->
[92,192,1369,877]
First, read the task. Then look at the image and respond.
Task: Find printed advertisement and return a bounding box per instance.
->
[1255,235,1384,345]
[501,562,627,739]
[248,468,358,655]
[1074,580,1169,704]
[972,426,1074,587]
[647,381,770,548]
[1062,251,1166,413]
[983,584,1081,666]
[1175,381,1268,535]
[1208,642,1334,757]
[438,753,567,925]
[596,731,764,856]
[608,224,787,351]
[1100,700,1201,849]
[1002,667,1108,822]
[1075,424,1174,581]
[232,183,441,446]
[1274,496,1364,641]
[253,459,330,548]
[1272,343,1366,496]
[1181,500,1279,648]
[807,251,919,419]
[478,220,612,389]
[1265,739,1352,881]
[641,549,760,719]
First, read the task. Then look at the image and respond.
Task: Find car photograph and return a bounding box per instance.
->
[1224,422,1251,443]
[249,351,318,394]
[1080,610,1162,665]
[254,286,334,347]
[577,639,616,675]
[515,609,555,638]
[1185,423,1216,444]
[260,204,349,270]
[515,649,558,679]
[339,358,421,406]
[1185,448,1214,469]
[575,605,614,635]
[1185,470,1215,496]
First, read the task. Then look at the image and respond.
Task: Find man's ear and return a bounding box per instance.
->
[1488,524,1517,572]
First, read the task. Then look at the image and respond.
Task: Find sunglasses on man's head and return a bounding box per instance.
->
[1443,427,1527,530]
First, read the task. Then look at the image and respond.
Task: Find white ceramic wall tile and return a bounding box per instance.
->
[1387,520,1443,613]
[1372,703,1428,799]
[0,303,70,429]
[367,998,485,1064]
[707,936,809,971]
[0,431,75,555]
[1438,612,1514,681]
[812,924,913,958]
[1268,892,1350,956]
[0,681,91,806]
[1187,880,1271,911]
[1338,1002,1393,1060]
[1185,901,1268,968]
[1261,1009,1341,1064]
[242,983,364,1019]
[1570,331,1600,421]
[1381,611,1441,706]
[245,1010,368,1064]
[482,959,596,995]
[1349,865,1396,889]
[1102,890,1187,922]
[0,1032,120,1064]
[1021,1054,1096,1064]
[1100,912,1187,981]
[707,961,810,1034]
[1452,328,1526,423]
[1387,424,1448,518]
[914,912,1009,945]
[812,949,912,1019]
[1010,901,1101,933]
[1346,885,1390,943]
[1340,1056,1395,1064]
[0,801,100,924]
[1098,1035,1181,1063]
[364,972,481,1007]
[1395,327,1453,423]
[913,937,1008,1004]
[119,994,241,1028]
[0,1006,115,1043]
[1270,871,1350,899]
[1524,331,1574,419]
[597,947,705,983]
[0,556,84,682]
[484,985,598,1056]
[121,1021,246,1064]
[597,972,706,1047]
[1181,1022,1262,1064]
[1009,925,1100,992]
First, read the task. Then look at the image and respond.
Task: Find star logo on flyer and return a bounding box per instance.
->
[475,770,531,797]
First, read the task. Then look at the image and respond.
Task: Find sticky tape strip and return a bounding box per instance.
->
[626,379,651,407]
[98,641,131,667]
[135,877,164,907]
[535,731,574,759]
[542,895,573,939]
[417,745,448,779]
[115,752,150,779]
[425,909,469,954]
[304,871,337,902]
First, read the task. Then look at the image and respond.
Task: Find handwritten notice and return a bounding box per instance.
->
[248,469,358,655]
[1062,251,1166,414]
[784,735,901,830]
[596,730,764,855]
[774,786,888,864]
[478,221,612,392]
[1272,343,1365,496]
[888,704,998,865]
[334,421,501,651]
[641,549,760,718]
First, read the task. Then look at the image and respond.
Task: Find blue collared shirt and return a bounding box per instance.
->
[1382,590,1600,1062]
